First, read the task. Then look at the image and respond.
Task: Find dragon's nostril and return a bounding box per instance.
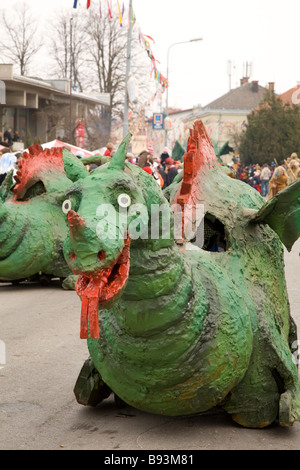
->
[98,250,106,261]
[70,251,77,262]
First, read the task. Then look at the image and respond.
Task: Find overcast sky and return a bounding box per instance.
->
[4,0,300,110]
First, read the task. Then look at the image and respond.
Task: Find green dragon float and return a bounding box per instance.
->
[64,120,300,428]
[0,144,88,287]
[1,121,300,428]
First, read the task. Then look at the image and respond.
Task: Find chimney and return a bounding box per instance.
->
[251,80,259,92]
[268,82,275,92]
[240,77,249,86]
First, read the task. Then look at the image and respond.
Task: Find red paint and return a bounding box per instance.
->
[173,121,217,240]
[75,237,131,339]
[68,210,86,228]
[13,145,64,201]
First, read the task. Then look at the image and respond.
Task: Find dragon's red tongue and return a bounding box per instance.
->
[75,238,131,340]
[76,275,109,339]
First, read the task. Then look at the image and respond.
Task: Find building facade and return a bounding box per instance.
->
[0,64,110,149]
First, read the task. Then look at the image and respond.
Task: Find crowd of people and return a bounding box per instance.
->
[0,138,183,191]
[133,145,182,189]
[84,143,183,190]
[232,152,300,199]
[1,133,299,202]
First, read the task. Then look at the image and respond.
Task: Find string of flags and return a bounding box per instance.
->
[72,0,168,92]
[139,33,168,91]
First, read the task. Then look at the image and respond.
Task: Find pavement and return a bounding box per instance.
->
[0,239,300,451]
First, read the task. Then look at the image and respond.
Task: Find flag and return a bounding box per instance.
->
[73,0,78,8]
[107,0,112,18]
[117,0,123,26]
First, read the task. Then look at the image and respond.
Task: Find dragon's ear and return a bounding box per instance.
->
[108,133,132,171]
[251,178,300,251]
[62,149,89,182]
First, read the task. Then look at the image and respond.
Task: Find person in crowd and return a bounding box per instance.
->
[268,165,288,200]
[137,148,153,168]
[285,153,300,184]
[15,152,23,168]
[239,166,249,183]
[103,142,114,157]
[174,160,182,171]
[165,157,178,186]
[155,160,167,189]
[251,171,261,193]
[125,152,135,164]
[260,163,271,197]
[4,128,13,147]
[286,159,300,184]
[160,147,171,169]
[13,130,20,142]
[255,163,261,175]
[0,131,11,148]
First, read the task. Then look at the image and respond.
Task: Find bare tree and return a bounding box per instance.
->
[49,11,88,92]
[0,2,41,75]
[47,4,156,147]
[83,6,154,144]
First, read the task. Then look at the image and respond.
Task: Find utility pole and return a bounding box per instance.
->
[123,0,133,138]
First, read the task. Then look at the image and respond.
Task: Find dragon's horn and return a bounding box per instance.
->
[0,198,8,218]
[108,133,132,171]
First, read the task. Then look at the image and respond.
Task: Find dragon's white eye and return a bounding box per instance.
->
[118,193,131,208]
[62,199,72,214]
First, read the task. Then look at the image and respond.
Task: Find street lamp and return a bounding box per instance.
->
[165,37,203,146]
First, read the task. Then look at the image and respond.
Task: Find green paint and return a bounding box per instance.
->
[0,147,84,287]
[1,125,299,428]
[65,121,300,428]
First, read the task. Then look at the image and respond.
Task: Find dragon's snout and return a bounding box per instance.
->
[67,209,86,231]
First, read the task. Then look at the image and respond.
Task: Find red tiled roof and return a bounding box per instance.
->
[279,85,300,105]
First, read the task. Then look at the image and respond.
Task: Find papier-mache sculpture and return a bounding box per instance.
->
[0,144,84,287]
[1,121,299,428]
[61,120,300,428]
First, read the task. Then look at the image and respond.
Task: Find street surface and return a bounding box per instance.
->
[0,239,299,451]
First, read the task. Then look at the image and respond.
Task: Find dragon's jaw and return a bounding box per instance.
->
[75,237,130,339]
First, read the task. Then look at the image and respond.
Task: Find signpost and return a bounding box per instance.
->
[152,113,164,130]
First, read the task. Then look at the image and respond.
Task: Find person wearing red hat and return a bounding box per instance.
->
[147,144,154,155]
[165,157,178,186]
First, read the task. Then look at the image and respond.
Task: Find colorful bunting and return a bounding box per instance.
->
[117,0,123,26]
[72,1,168,91]
[107,0,113,18]
[140,33,168,91]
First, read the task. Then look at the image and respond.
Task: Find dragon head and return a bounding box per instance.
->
[0,145,84,282]
[62,133,170,339]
